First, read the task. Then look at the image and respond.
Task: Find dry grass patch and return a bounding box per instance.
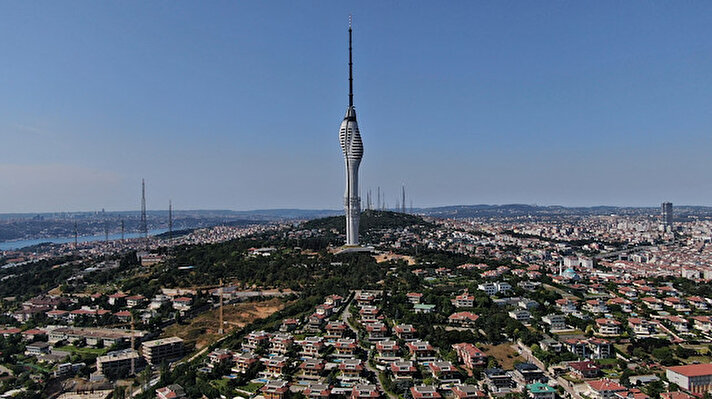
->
[481,343,525,369]
[374,253,416,265]
[162,298,287,350]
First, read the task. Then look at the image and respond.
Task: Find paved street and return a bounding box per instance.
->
[341,291,397,399]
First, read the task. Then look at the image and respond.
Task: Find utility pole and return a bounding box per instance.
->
[218,279,224,334]
[168,200,173,242]
[377,187,381,211]
[140,179,148,249]
[402,185,406,214]
[74,221,78,249]
[130,312,136,376]
[121,220,125,242]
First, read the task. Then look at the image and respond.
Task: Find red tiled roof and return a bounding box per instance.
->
[660,392,696,399]
[596,318,621,325]
[667,363,712,377]
[114,311,132,317]
[588,379,626,392]
[449,312,479,322]
[173,297,192,302]
[22,329,45,335]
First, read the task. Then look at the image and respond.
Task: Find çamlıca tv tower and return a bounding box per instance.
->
[339,19,364,246]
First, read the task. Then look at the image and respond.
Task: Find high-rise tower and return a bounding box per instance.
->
[661,202,673,231]
[339,20,364,246]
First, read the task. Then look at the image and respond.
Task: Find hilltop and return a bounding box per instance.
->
[301,209,432,233]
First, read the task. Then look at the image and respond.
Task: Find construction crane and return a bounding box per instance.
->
[188,281,228,335]
[103,312,139,376]
[130,312,136,376]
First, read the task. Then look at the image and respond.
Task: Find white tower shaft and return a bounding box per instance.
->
[339,23,363,246]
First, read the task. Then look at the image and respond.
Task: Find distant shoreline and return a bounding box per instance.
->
[0,228,168,251]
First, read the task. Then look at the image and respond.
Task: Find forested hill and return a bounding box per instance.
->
[301,210,432,233]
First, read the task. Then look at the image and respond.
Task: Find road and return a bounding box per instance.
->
[516,342,584,399]
[341,291,396,399]
[131,322,233,397]
[130,375,160,398]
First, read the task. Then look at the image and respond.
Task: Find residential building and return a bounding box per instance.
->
[569,361,600,378]
[365,322,388,341]
[628,318,657,337]
[666,364,712,394]
[514,363,545,384]
[410,385,441,399]
[394,324,416,341]
[391,361,417,379]
[406,340,436,361]
[692,316,712,332]
[263,356,288,377]
[585,299,609,314]
[232,352,258,374]
[334,338,358,357]
[509,309,531,323]
[452,343,486,369]
[452,292,474,308]
[351,384,380,399]
[304,383,332,399]
[300,358,325,379]
[142,337,184,365]
[339,359,364,379]
[451,384,485,399]
[244,330,270,350]
[448,312,479,327]
[429,361,456,380]
[542,314,566,331]
[407,293,423,304]
[156,384,186,399]
[171,297,193,312]
[261,380,290,399]
[96,349,142,378]
[527,383,556,399]
[270,333,293,355]
[587,379,627,399]
[299,336,324,358]
[25,342,51,356]
[485,368,515,393]
[375,340,400,360]
[325,321,348,339]
[596,319,621,336]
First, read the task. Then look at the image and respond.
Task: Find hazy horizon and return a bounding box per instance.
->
[2,2,711,212]
[2,202,711,217]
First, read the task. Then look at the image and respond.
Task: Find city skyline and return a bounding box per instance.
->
[2,2,712,212]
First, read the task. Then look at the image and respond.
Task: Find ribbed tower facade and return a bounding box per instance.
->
[339,23,363,246]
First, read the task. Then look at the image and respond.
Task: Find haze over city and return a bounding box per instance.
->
[1,2,711,212]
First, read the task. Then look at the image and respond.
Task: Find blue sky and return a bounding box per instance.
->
[1,2,711,212]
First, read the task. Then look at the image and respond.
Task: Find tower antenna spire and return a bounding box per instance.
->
[348,15,354,108]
